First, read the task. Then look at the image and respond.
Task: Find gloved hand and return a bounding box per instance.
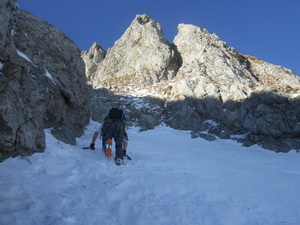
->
[90,143,95,150]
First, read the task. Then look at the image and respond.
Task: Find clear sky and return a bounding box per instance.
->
[18,0,300,75]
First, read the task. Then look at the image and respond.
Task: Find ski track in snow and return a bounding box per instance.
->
[1,120,300,225]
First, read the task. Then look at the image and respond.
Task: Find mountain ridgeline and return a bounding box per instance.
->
[82,14,300,152]
[0,1,299,162]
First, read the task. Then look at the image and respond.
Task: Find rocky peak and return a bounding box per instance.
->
[82,42,106,82]
[85,14,300,152]
[136,14,151,25]
[169,23,257,102]
[89,14,179,90]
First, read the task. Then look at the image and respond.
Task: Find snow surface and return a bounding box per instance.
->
[1,120,300,225]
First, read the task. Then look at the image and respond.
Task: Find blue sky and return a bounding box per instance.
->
[18,0,300,75]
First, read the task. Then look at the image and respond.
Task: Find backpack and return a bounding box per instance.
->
[108,107,124,121]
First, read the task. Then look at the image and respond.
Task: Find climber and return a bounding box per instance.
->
[89,107,128,165]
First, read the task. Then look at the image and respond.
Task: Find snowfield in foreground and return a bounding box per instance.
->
[1,121,300,225]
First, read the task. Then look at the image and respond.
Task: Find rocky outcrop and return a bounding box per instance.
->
[85,15,300,152]
[90,14,180,90]
[0,2,91,161]
[82,42,106,83]
[170,24,257,101]
[244,55,300,87]
[163,24,258,133]
[0,0,18,60]
[164,24,300,151]
[13,10,91,135]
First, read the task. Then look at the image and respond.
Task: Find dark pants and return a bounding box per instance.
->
[101,121,125,159]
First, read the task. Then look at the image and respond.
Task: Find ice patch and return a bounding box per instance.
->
[44,67,56,85]
[16,49,36,67]
[204,119,219,126]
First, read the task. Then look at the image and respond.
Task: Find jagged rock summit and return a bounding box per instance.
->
[85,14,300,152]
[89,14,179,90]
[82,42,106,82]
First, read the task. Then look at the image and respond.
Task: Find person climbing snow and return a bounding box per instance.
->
[89,107,128,165]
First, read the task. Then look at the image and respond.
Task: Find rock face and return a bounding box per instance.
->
[240,88,300,151]
[85,14,300,152]
[0,2,91,161]
[164,24,257,133]
[171,24,257,102]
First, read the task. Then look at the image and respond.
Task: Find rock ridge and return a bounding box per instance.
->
[84,14,300,152]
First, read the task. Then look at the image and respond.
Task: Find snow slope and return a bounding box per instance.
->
[0,120,300,225]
